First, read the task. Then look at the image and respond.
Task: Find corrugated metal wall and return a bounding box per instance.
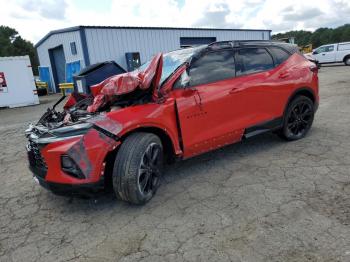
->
[36,30,85,88]
[84,28,270,70]
[36,27,270,92]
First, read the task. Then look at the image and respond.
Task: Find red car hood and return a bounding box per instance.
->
[88,53,163,112]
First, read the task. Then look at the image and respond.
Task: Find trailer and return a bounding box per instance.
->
[0,56,39,108]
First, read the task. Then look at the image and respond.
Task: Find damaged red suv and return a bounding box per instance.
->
[26,41,319,204]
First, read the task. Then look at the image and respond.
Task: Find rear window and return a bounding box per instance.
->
[269,47,290,66]
[236,48,274,76]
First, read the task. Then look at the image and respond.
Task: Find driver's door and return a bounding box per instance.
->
[170,50,244,158]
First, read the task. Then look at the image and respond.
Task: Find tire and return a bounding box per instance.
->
[112,132,163,205]
[279,95,314,141]
[344,56,350,66]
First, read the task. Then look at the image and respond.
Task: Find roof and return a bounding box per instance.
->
[35,25,272,48]
[208,40,300,54]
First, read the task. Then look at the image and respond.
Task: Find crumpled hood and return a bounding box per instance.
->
[88,53,163,112]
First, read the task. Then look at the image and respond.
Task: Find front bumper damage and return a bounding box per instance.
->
[26,115,121,196]
[30,169,105,196]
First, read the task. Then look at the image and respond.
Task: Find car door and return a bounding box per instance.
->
[314,45,336,63]
[231,47,284,131]
[171,49,244,158]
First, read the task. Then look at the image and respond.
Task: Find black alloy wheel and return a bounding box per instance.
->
[138,142,162,195]
[112,132,164,205]
[280,96,314,141]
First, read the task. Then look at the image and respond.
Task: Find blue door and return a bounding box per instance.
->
[38,67,53,93]
[66,61,81,83]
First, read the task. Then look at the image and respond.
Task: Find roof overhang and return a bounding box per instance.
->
[35,25,272,49]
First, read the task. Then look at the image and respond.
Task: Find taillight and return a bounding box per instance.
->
[310,64,318,73]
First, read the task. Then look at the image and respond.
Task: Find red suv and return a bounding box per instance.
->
[26,41,319,204]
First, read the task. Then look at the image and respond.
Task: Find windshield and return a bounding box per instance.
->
[138,46,204,85]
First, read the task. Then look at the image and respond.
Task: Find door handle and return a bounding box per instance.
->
[279,72,289,79]
[322,54,326,56]
[229,87,240,94]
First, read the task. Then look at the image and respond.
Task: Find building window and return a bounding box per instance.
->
[70,42,77,55]
[125,52,141,71]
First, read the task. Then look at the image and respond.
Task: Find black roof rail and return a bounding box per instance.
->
[206,40,298,53]
[208,40,288,48]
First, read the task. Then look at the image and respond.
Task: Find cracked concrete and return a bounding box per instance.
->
[1,64,350,261]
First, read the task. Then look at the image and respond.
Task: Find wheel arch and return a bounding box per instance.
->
[119,126,177,163]
[343,54,350,63]
[286,87,316,107]
[102,125,178,191]
[282,87,316,121]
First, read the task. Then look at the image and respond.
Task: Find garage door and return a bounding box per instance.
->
[49,45,66,92]
[180,37,217,48]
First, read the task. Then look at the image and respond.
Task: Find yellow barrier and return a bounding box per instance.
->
[35,81,49,95]
[59,83,74,96]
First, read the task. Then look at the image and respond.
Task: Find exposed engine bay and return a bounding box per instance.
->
[33,53,163,131]
[35,89,152,130]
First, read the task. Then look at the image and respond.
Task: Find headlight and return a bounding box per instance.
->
[50,123,93,137]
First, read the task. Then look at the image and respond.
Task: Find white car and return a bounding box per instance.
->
[310,42,350,65]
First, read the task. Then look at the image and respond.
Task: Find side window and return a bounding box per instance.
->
[316,46,326,53]
[316,45,334,53]
[70,42,77,55]
[269,47,290,66]
[188,50,235,86]
[236,48,274,76]
[324,45,334,52]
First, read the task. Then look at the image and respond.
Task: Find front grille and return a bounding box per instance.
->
[27,141,48,172]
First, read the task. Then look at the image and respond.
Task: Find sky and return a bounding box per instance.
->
[1,0,350,44]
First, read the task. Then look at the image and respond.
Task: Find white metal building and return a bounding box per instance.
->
[35,26,271,93]
[0,56,39,108]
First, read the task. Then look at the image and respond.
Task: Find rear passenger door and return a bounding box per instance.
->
[232,47,286,129]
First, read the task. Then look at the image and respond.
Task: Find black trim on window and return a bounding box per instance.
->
[267,46,292,67]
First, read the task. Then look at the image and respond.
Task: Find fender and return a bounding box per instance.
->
[284,87,317,114]
[103,99,183,156]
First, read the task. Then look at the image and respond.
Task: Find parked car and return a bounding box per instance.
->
[26,41,319,204]
[309,42,350,65]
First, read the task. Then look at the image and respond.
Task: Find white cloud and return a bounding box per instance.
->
[1,0,349,44]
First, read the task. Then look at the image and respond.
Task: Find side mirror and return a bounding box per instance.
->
[180,70,191,88]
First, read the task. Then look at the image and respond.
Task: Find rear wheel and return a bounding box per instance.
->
[112,132,163,205]
[344,56,350,66]
[279,96,314,141]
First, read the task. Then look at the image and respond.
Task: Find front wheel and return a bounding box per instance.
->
[279,96,315,141]
[112,132,163,205]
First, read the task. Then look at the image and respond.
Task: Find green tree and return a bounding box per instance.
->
[0,25,39,75]
[272,24,350,48]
